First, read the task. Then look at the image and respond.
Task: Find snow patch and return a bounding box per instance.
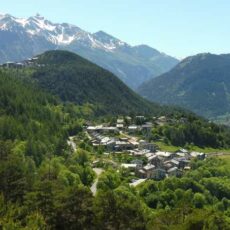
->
[15,18,28,27]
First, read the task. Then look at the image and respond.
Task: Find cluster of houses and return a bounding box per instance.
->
[86,121,155,152]
[87,116,153,135]
[122,149,205,181]
[86,115,188,137]
[88,129,148,152]
[0,57,44,68]
[86,117,206,182]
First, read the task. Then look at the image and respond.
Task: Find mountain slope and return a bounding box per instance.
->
[0,69,70,165]
[3,50,230,150]
[138,53,230,119]
[0,13,179,89]
[20,50,164,115]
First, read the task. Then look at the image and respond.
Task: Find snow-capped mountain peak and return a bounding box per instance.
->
[0,13,127,50]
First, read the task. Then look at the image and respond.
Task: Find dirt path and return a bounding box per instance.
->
[90,168,104,196]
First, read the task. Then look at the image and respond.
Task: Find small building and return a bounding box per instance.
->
[128,125,139,133]
[121,163,137,171]
[176,152,186,158]
[170,159,180,167]
[184,166,191,170]
[148,155,162,167]
[105,140,116,151]
[190,152,206,160]
[177,158,190,169]
[129,179,147,187]
[87,126,119,134]
[143,164,156,178]
[139,140,155,152]
[136,116,145,120]
[164,162,174,170]
[156,151,174,159]
[115,141,133,151]
[131,159,143,168]
[141,122,153,131]
[128,140,139,148]
[117,119,124,124]
[137,169,146,179]
[152,168,166,180]
[167,167,180,177]
[116,124,124,129]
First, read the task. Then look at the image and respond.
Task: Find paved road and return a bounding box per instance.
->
[90,168,104,196]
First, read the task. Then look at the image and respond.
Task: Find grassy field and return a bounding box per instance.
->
[217,155,230,161]
[155,141,180,152]
[155,141,230,154]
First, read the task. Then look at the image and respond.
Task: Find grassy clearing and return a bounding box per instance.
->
[155,141,230,154]
[155,141,180,152]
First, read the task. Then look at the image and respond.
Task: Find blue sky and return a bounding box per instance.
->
[1,0,230,58]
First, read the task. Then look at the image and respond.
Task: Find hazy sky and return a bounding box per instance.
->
[1,0,230,58]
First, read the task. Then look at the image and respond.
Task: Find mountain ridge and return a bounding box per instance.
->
[0,13,179,89]
[137,53,230,120]
[8,50,166,116]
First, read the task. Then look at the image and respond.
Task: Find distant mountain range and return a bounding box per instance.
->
[138,53,230,120]
[0,13,178,89]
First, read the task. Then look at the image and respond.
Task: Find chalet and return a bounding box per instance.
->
[136,116,145,120]
[104,140,116,151]
[190,151,206,160]
[167,167,181,177]
[116,124,124,129]
[145,152,154,158]
[125,116,132,121]
[184,166,191,170]
[137,162,168,179]
[129,149,148,156]
[176,152,187,158]
[177,158,190,169]
[101,137,110,144]
[128,140,139,148]
[141,122,153,131]
[115,141,132,151]
[170,159,180,167]
[137,169,146,178]
[87,126,119,134]
[139,140,155,151]
[117,119,124,124]
[156,151,175,159]
[148,155,162,167]
[120,137,129,142]
[121,163,137,171]
[152,168,166,180]
[131,159,143,168]
[143,164,156,178]
[129,179,147,187]
[128,125,139,133]
[164,162,174,170]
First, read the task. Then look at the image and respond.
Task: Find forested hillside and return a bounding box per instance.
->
[0,71,67,165]
[1,51,230,229]
[30,50,163,115]
[138,53,230,120]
